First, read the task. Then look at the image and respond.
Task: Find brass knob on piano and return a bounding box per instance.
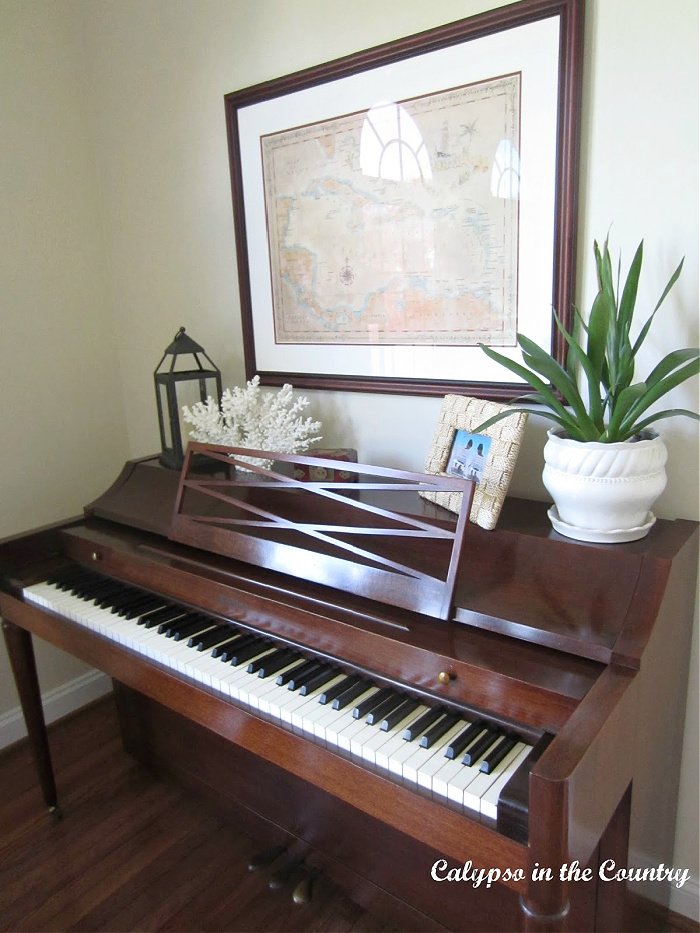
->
[437,670,455,685]
[91,551,101,562]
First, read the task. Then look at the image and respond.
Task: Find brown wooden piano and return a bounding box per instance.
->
[1,444,697,932]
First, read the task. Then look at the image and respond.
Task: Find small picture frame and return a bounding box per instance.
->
[422,395,528,530]
[446,429,493,484]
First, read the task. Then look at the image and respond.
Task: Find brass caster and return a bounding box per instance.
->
[247,843,287,872]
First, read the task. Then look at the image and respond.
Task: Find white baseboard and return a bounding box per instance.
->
[670,875,700,923]
[627,851,700,923]
[0,669,112,751]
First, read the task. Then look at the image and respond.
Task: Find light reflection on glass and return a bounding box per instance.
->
[490,138,520,199]
[360,102,432,182]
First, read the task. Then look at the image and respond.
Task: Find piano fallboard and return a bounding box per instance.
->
[16,519,602,734]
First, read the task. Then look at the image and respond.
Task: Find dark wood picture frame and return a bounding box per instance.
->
[224,0,584,399]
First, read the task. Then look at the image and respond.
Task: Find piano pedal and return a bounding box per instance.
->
[268,856,305,890]
[247,843,287,872]
[292,868,318,905]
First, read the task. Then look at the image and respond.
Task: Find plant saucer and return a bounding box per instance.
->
[547,506,656,544]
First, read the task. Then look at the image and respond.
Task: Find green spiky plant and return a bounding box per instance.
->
[475,238,700,442]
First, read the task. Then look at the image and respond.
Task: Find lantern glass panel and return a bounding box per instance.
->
[176,376,218,452]
[158,383,173,449]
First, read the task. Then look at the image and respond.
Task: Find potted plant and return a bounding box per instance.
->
[474,237,699,542]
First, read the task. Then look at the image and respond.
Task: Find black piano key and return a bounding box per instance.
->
[92,579,140,599]
[158,611,199,635]
[462,729,503,767]
[48,568,91,589]
[71,573,117,592]
[445,720,485,759]
[121,597,165,619]
[168,616,214,641]
[72,570,108,590]
[87,581,128,603]
[83,585,129,606]
[319,674,360,706]
[403,706,445,741]
[419,712,461,749]
[248,648,294,677]
[252,647,299,676]
[211,633,245,658]
[284,659,321,690]
[68,567,103,582]
[276,658,312,687]
[94,585,140,607]
[188,625,231,650]
[366,692,407,725]
[298,666,338,696]
[479,734,519,774]
[353,687,396,720]
[238,643,276,666]
[217,632,258,661]
[134,602,170,623]
[288,661,326,692]
[140,605,183,628]
[187,619,227,650]
[229,638,271,667]
[108,591,151,612]
[380,697,420,731]
[331,679,372,710]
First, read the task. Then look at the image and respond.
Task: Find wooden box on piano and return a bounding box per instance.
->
[1,448,697,932]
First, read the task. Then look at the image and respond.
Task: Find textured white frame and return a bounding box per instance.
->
[422,395,528,529]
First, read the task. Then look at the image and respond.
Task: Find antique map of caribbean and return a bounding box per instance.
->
[261,74,520,347]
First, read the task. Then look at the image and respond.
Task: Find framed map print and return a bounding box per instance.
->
[224,0,584,399]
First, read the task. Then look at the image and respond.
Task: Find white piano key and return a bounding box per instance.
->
[403,721,465,785]
[292,676,346,732]
[385,730,430,776]
[462,742,527,814]
[442,734,520,809]
[414,726,474,790]
[321,692,376,746]
[480,745,532,819]
[311,701,348,740]
[257,664,309,716]
[431,755,471,801]
[336,713,376,752]
[374,730,418,772]
[358,704,431,765]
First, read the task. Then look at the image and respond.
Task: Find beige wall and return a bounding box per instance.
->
[0,1,129,710]
[1,0,698,914]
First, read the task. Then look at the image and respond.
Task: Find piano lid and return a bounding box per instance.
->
[83,447,697,669]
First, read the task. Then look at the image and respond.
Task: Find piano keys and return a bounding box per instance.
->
[1,447,698,932]
[22,568,535,821]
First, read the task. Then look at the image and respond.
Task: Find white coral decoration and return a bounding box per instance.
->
[181,375,322,469]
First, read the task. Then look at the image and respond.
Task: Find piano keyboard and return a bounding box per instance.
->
[23,568,533,820]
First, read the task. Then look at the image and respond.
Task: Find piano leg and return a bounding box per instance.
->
[518,896,569,932]
[2,620,61,818]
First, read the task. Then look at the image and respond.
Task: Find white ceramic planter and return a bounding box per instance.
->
[542,430,667,543]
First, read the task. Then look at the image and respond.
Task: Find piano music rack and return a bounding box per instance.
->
[170,442,475,621]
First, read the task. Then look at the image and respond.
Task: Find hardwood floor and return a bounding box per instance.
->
[0,696,696,933]
[0,697,394,933]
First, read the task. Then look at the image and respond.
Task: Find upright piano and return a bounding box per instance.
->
[1,445,697,932]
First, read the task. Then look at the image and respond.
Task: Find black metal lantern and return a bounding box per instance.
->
[154,327,222,469]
